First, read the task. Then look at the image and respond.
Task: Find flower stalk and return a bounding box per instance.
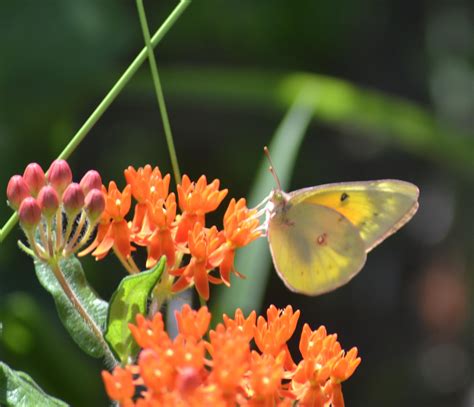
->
[135,0,182,186]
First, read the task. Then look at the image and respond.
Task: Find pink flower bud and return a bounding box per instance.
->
[62,183,85,216]
[37,185,59,218]
[23,163,46,196]
[18,197,41,229]
[84,189,105,221]
[47,160,72,194]
[80,170,102,195]
[6,175,30,210]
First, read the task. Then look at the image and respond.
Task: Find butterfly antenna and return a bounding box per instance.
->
[264,146,282,191]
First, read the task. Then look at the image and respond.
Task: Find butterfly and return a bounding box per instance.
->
[265,166,419,296]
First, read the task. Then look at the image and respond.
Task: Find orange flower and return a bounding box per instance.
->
[128,313,171,352]
[171,223,224,300]
[331,347,361,383]
[207,323,250,401]
[173,335,206,371]
[222,308,256,342]
[101,366,135,407]
[223,198,261,247]
[103,181,132,219]
[141,193,177,268]
[103,305,361,407]
[291,380,332,407]
[125,165,155,202]
[254,305,300,371]
[80,167,263,299]
[80,182,134,260]
[139,347,175,393]
[293,325,338,386]
[175,175,228,243]
[124,165,170,234]
[292,324,361,407]
[246,351,286,406]
[209,198,262,285]
[176,304,211,341]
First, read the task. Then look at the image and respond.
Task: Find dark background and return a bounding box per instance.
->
[0,0,473,405]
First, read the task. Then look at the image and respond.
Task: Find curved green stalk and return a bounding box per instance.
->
[135,0,182,185]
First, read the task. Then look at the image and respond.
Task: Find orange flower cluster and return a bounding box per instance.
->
[80,166,261,300]
[102,304,361,407]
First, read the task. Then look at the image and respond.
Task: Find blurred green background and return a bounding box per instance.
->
[1,0,473,405]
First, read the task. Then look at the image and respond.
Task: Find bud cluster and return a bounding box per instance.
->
[6,160,106,261]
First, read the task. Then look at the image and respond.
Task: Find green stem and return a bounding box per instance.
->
[17,240,36,258]
[64,211,87,255]
[0,0,191,244]
[0,213,18,243]
[135,0,182,185]
[55,209,63,252]
[26,229,47,260]
[113,247,139,275]
[74,217,100,252]
[199,295,207,308]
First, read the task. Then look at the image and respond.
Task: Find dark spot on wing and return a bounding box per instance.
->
[374,212,379,217]
[316,233,328,246]
[340,192,349,202]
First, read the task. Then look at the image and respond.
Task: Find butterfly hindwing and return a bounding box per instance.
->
[289,180,419,252]
[268,201,367,296]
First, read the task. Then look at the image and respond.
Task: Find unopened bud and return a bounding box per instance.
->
[80,170,102,195]
[19,197,41,230]
[47,160,72,195]
[23,163,46,196]
[6,175,30,210]
[84,189,105,222]
[62,183,85,216]
[37,186,59,218]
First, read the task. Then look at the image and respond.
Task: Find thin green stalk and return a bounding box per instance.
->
[17,240,35,258]
[0,213,18,243]
[136,0,181,185]
[199,295,207,308]
[0,0,191,244]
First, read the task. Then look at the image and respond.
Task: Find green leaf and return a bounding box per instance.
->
[105,257,166,363]
[213,95,312,318]
[0,361,68,407]
[34,257,108,358]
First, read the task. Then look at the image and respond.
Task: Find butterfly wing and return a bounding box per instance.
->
[268,201,367,296]
[289,180,419,252]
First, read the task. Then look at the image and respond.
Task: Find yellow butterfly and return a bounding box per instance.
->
[265,163,419,296]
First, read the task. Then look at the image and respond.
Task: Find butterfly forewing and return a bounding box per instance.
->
[268,202,367,296]
[289,180,419,252]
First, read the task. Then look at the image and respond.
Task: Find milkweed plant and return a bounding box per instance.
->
[0,1,360,406]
